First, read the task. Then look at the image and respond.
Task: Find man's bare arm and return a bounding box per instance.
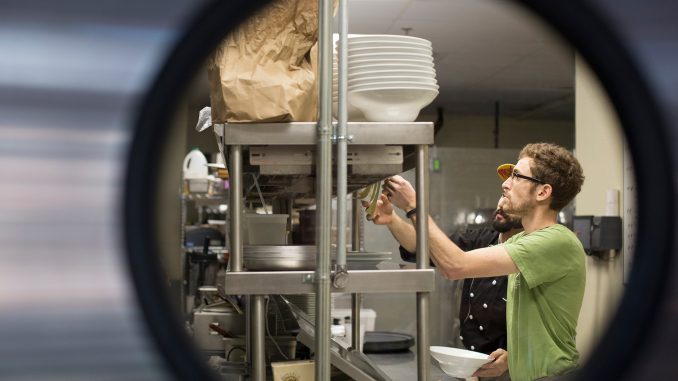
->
[411,214,519,279]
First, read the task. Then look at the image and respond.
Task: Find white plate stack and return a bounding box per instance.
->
[332,34,439,122]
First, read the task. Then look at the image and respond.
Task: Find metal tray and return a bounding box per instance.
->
[243,245,391,271]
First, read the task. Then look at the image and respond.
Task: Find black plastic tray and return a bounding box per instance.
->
[362,331,415,353]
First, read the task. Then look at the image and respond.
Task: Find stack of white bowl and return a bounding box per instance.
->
[332,34,439,122]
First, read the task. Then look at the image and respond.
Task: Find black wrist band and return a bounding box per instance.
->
[406,207,417,218]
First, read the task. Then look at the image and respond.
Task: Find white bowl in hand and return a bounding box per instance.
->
[430,346,491,369]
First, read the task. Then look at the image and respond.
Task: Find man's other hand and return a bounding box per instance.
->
[472,348,508,378]
[383,175,417,211]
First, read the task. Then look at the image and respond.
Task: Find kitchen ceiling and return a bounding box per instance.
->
[189,0,574,120]
[340,0,574,119]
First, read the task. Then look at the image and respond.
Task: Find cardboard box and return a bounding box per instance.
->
[271,360,315,381]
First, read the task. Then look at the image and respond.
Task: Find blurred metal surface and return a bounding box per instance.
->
[0,0,206,379]
[1,1,678,381]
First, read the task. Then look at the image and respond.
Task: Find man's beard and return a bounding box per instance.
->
[492,210,523,233]
[501,191,535,217]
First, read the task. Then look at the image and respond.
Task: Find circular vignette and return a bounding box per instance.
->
[123,1,676,381]
[124,1,271,380]
[517,1,675,380]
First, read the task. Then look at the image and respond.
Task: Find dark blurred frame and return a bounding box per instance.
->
[124,1,676,381]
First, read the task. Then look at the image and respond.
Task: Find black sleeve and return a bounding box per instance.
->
[399,228,498,263]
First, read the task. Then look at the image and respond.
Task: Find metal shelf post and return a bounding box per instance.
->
[415,144,430,381]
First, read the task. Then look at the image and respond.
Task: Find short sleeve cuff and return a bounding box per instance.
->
[504,243,537,288]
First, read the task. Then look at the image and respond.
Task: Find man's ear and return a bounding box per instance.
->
[536,184,552,202]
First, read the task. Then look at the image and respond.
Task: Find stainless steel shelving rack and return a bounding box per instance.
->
[218,121,434,380]
[179,193,227,318]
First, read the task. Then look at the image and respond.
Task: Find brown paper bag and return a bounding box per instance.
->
[208,0,327,123]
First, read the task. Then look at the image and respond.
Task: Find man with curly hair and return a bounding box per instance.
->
[370,143,585,381]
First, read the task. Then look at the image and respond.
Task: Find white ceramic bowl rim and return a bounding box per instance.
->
[348,55,433,61]
[348,70,436,77]
[347,64,436,71]
[430,346,490,361]
[347,46,432,53]
[348,85,439,91]
[346,34,432,45]
[349,52,433,60]
[339,75,438,80]
[349,78,438,86]
[343,41,432,49]
[349,60,435,68]
[348,85,440,93]
[349,74,436,81]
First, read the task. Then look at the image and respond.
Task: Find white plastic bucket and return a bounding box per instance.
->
[182,148,208,179]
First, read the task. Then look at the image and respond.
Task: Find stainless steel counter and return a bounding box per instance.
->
[366,351,459,381]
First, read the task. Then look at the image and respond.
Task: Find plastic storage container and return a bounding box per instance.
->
[243,214,289,245]
[182,148,208,179]
[331,308,377,351]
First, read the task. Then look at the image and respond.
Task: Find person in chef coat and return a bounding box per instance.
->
[368,143,586,381]
[397,196,523,381]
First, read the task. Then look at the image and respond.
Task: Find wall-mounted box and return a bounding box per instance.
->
[573,215,622,256]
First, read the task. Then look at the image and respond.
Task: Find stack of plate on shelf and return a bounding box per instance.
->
[242,245,391,271]
[332,34,439,122]
[345,251,393,270]
[285,294,316,320]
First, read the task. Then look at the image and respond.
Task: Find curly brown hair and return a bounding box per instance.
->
[519,143,585,211]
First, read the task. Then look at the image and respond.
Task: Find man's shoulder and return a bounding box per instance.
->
[538,224,582,247]
[508,223,586,260]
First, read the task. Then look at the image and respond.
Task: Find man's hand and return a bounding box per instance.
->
[363,194,394,225]
[472,348,508,378]
[382,175,417,212]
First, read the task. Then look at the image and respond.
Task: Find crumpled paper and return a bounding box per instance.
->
[208,0,333,123]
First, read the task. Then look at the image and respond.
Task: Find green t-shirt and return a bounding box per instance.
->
[503,224,586,381]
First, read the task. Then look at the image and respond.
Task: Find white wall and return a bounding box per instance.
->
[574,55,625,359]
[427,113,574,150]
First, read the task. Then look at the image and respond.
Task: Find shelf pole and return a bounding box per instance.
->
[350,196,363,351]
[315,0,333,379]
[334,0,349,272]
[351,293,362,350]
[250,295,266,380]
[416,144,430,381]
[228,145,243,272]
